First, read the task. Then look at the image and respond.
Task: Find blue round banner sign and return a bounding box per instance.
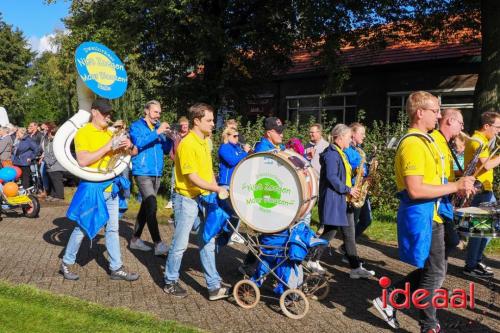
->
[75,42,128,99]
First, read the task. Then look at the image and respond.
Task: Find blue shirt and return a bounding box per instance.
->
[343,145,368,186]
[254,137,285,153]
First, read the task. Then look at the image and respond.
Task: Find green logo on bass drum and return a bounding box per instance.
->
[253,177,281,209]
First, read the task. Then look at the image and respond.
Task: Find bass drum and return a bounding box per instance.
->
[230,150,318,234]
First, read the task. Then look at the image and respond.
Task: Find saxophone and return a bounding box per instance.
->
[348,147,366,208]
[350,147,378,208]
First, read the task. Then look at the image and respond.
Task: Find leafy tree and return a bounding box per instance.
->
[49,1,495,124]
[0,15,33,123]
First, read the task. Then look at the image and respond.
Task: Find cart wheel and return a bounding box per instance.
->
[22,194,40,218]
[302,273,330,301]
[279,289,309,320]
[233,279,260,309]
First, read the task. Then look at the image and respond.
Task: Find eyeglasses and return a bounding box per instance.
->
[423,108,441,115]
[453,118,464,126]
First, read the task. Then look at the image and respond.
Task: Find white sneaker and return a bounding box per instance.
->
[154,242,169,256]
[349,265,375,279]
[165,201,173,209]
[230,233,245,244]
[306,260,326,274]
[372,297,400,329]
[130,238,152,251]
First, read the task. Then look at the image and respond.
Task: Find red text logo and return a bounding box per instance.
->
[379,276,475,309]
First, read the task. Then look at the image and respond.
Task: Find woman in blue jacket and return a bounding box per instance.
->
[218,127,250,243]
[13,127,40,190]
[307,124,374,279]
[218,127,250,186]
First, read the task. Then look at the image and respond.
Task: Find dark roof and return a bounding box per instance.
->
[286,41,481,75]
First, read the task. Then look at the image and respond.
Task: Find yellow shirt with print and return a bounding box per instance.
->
[464,131,492,191]
[174,131,214,198]
[395,128,444,223]
[74,123,113,191]
[430,130,455,182]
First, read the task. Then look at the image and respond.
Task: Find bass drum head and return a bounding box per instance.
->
[230,152,302,233]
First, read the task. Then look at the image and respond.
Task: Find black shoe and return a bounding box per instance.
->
[478,262,493,273]
[110,266,139,281]
[163,281,188,298]
[208,287,230,301]
[60,262,79,280]
[463,264,494,278]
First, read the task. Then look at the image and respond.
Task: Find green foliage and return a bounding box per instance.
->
[0,280,200,333]
[0,16,33,122]
[363,110,409,211]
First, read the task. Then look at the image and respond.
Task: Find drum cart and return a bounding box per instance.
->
[228,222,330,319]
[226,149,327,319]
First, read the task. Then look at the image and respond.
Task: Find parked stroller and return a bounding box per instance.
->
[27,159,44,195]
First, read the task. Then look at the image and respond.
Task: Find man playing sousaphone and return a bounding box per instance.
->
[60,99,140,281]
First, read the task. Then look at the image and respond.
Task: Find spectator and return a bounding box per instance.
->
[38,122,55,199]
[0,126,13,166]
[285,137,305,156]
[43,126,65,201]
[6,123,17,142]
[305,123,330,174]
[12,128,39,190]
[28,122,43,146]
[452,132,466,173]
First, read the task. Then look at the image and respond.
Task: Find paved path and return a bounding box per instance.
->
[0,204,498,333]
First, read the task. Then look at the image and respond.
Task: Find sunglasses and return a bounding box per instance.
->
[232,134,239,138]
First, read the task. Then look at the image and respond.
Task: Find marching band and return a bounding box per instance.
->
[52,63,498,330]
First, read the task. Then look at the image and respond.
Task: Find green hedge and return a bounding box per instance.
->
[154,110,498,211]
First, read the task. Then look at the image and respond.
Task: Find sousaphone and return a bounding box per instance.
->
[53,42,130,181]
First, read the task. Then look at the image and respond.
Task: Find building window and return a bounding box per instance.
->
[386,88,474,130]
[286,93,357,125]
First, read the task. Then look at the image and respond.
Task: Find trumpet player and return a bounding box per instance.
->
[60,99,139,281]
[463,111,500,278]
[129,100,172,256]
[430,108,465,259]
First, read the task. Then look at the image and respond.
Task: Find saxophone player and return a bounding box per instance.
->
[463,111,500,278]
[60,99,140,281]
[339,123,377,266]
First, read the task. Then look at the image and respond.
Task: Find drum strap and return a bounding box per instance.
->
[397,131,446,211]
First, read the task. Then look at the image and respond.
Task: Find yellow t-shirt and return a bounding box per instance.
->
[430,130,455,182]
[395,128,444,223]
[464,131,492,191]
[74,123,113,191]
[174,131,214,198]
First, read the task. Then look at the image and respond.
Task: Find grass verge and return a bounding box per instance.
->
[0,280,200,333]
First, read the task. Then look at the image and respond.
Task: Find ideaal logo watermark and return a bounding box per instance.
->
[378,276,475,310]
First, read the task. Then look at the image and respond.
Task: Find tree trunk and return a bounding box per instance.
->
[473,0,500,129]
